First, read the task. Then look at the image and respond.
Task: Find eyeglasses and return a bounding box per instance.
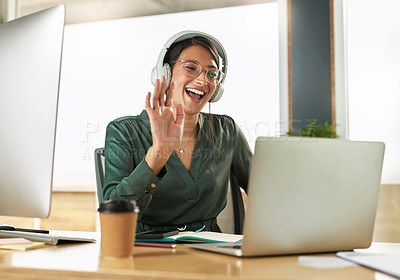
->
[176,59,225,85]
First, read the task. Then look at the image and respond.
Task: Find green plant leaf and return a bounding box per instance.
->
[286,119,338,138]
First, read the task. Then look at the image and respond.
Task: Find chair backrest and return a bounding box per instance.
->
[93,147,244,234]
[94,147,105,204]
[226,172,245,234]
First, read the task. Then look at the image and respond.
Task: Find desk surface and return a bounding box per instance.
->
[0,236,398,280]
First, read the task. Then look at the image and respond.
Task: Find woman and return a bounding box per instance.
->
[103,31,252,233]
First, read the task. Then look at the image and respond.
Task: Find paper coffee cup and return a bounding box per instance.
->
[98,200,139,258]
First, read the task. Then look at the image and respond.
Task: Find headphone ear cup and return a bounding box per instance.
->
[151,67,158,85]
[209,84,224,103]
[151,63,171,87]
[163,63,171,89]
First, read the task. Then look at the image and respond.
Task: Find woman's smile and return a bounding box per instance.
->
[185,87,207,102]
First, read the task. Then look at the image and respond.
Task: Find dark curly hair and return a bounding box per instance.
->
[164,36,220,74]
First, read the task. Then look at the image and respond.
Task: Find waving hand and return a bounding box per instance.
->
[145,76,184,174]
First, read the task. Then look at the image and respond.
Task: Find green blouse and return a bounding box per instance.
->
[104,110,252,232]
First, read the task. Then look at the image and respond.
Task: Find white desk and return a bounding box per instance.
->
[0,236,399,280]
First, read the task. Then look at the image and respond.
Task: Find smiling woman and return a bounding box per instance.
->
[164,41,220,114]
[52,3,279,190]
[103,31,253,234]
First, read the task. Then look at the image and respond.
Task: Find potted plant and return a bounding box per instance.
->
[286,119,338,138]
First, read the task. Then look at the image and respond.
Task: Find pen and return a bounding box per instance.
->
[0,225,49,234]
[135,241,176,248]
[14,228,50,234]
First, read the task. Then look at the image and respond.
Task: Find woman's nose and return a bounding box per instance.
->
[194,70,207,85]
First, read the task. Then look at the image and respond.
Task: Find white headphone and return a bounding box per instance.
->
[150,30,228,103]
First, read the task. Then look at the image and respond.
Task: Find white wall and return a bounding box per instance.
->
[53,3,280,189]
[346,0,400,184]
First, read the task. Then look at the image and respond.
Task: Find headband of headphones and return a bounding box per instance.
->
[150,30,228,103]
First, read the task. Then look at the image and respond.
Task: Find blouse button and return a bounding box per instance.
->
[151,183,156,188]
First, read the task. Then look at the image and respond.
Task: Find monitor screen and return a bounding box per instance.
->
[0,5,65,218]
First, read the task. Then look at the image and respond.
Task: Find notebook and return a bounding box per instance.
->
[187,137,385,257]
[135,231,242,243]
[0,230,97,245]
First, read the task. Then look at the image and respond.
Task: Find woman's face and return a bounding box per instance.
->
[168,45,218,117]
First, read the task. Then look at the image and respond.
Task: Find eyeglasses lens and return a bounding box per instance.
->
[182,61,222,85]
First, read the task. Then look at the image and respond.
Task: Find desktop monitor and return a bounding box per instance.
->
[0,5,65,218]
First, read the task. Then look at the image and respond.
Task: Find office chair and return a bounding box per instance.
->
[94,147,245,234]
[94,147,105,203]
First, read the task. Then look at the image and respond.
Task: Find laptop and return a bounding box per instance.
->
[187,137,385,257]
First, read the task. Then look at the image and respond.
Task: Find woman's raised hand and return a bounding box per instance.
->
[145,76,184,174]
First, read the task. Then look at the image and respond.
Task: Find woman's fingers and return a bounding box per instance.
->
[175,103,184,126]
[152,78,161,109]
[165,81,175,107]
[158,76,167,107]
[145,91,151,110]
[150,76,169,110]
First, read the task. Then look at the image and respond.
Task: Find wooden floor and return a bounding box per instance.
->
[373,185,400,242]
[0,192,98,232]
[1,185,400,242]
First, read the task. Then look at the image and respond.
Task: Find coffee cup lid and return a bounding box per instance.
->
[98,199,139,213]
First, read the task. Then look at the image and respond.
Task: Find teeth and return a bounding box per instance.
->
[186,88,204,96]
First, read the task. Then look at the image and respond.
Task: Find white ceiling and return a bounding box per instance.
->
[19,0,273,24]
